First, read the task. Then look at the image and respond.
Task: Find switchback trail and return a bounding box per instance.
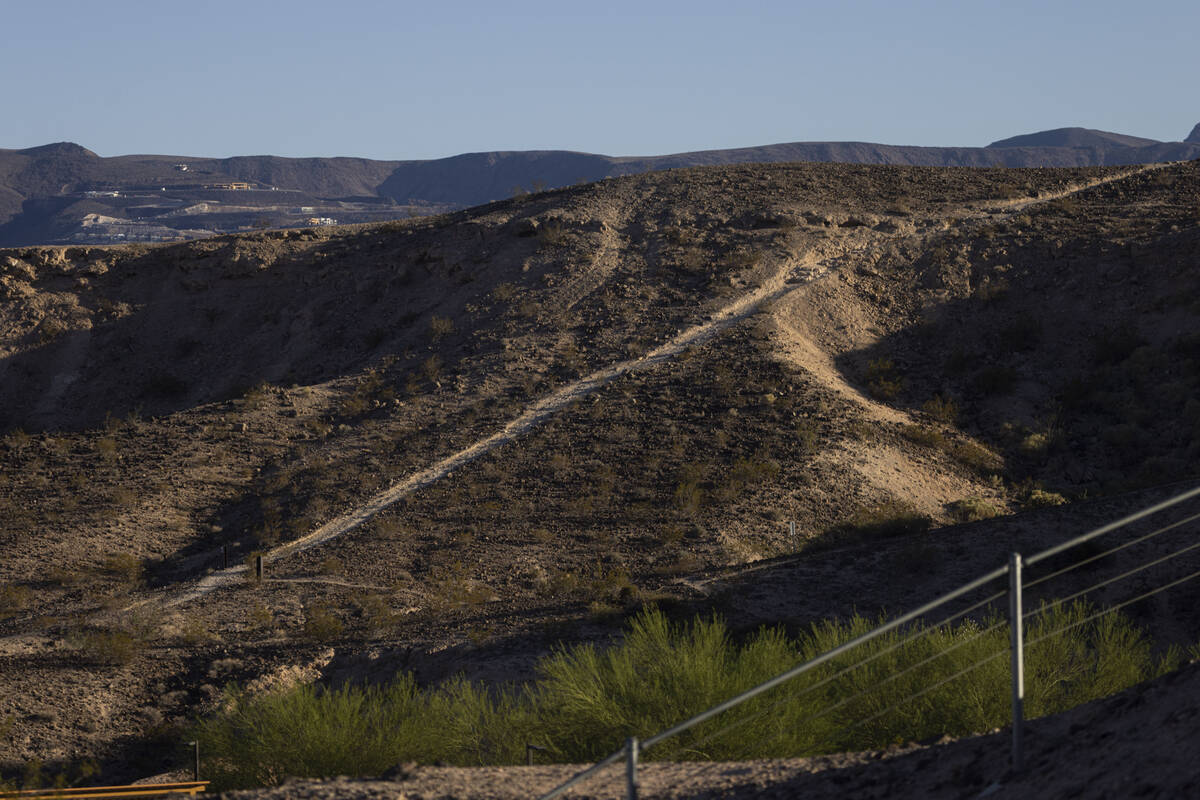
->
[154,165,1160,609]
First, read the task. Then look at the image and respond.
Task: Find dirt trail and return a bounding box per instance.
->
[558,202,627,311]
[150,165,1163,609]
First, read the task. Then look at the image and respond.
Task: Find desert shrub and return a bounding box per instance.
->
[339,370,394,417]
[177,618,217,645]
[421,355,443,383]
[902,424,945,448]
[241,382,274,411]
[794,418,819,455]
[674,480,703,517]
[194,603,1176,789]
[656,525,685,548]
[675,247,707,274]
[864,359,904,400]
[949,441,1003,475]
[0,584,31,619]
[537,222,567,248]
[491,282,518,303]
[429,315,455,341]
[302,603,344,642]
[724,248,763,269]
[71,626,144,666]
[662,226,696,246]
[921,394,958,424]
[94,437,119,463]
[100,553,143,585]
[946,497,1001,523]
[828,500,931,542]
[3,428,33,452]
[249,602,276,631]
[354,594,396,634]
[1024,488,1068,509]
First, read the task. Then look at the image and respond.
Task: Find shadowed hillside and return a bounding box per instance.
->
[1,159,1199,788]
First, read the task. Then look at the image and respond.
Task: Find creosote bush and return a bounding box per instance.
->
[193,604,1183,790]
[864,359,903,400]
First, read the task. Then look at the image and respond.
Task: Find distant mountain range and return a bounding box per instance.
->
[2,123,1198,247]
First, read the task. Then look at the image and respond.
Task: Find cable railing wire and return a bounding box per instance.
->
[664,609,1012,762]
[1024,484,1200,567]
[1025,565,1200,651]
[1023,537,1200,622]
[677,556,1200,771]
[643,587,1009,758]
[636,563,1011,753]
[1024,509,1200,591]
[837,647,1011,741]
[536,485,1200,800]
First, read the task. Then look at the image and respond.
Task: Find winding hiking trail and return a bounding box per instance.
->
[156,165,1161,609]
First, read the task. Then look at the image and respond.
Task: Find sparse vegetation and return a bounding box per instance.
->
[5,157,1200,789]
[946,496,1002,523]
[429,315,455,341]
[864,359,904,400]
[193,604,1181,789]
[302,603,345,641]
[827,500,931,543]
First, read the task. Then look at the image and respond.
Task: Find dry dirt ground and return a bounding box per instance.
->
[1,159,1199,788]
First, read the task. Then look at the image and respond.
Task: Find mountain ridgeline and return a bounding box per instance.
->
[1,123,1198,246]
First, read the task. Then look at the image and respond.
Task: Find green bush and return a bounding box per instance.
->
[193,604,1179,789]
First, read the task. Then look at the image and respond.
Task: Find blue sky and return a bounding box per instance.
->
[4,0,1197,160]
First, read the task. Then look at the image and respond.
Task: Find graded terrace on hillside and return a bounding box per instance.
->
[0,159,1199,790]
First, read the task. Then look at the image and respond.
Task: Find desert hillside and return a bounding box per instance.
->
[1,159,1199,789]
[4,123,1199,247]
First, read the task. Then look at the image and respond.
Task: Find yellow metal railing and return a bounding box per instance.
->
[0,781,208,799]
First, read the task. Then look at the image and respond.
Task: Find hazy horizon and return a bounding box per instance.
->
[3,0,1197,161]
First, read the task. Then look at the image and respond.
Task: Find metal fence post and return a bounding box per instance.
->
[1008,552,1025,773]
[255,554,264,582]
[626,736,639,800]
[526,743,547,766]
[188,739,200,781]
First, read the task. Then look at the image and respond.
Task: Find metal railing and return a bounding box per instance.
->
[0,782,208,799]
[537,483,1200,799]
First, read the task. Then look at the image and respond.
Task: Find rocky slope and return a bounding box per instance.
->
[0,159,1198,789]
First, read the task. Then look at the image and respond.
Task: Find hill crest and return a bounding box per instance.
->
[987,127,1161,149]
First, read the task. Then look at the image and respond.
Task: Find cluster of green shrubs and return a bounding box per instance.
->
[192,603,1181,789]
